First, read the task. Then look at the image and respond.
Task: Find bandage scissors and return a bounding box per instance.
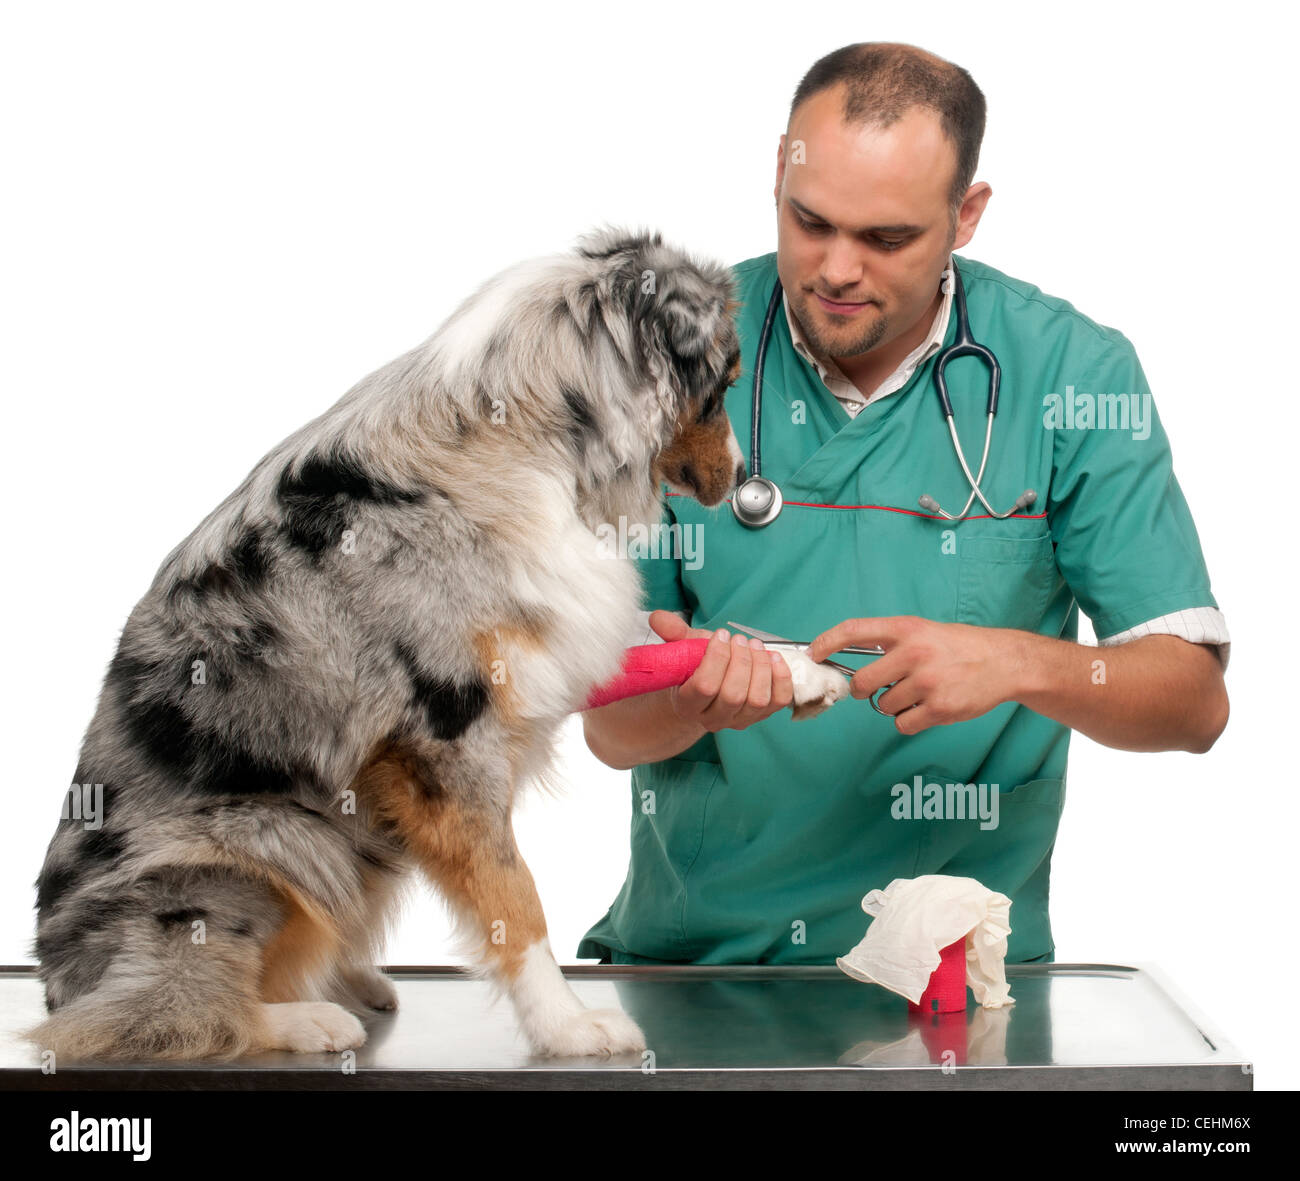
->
[725,621,897,717]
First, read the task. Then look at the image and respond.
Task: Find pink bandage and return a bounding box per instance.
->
[582,640,711,709]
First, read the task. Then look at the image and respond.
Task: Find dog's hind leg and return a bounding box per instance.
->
[325,867,406,1014]
[30,866,327,1060]
[253,879,378,1049]
[30,865,367,1060]
[353,740,645,1058]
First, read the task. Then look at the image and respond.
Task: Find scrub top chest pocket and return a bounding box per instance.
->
[955,529,1061,632]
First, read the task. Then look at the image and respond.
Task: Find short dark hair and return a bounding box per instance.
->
[788,43,986,220]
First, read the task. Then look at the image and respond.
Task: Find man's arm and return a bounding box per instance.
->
[582,689,708,772]
[1004,630,1227,752]
[808,616,1229,753]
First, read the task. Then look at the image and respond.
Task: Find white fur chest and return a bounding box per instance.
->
[500,497,644,722]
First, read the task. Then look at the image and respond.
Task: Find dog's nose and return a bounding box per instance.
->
[734,460,748,489]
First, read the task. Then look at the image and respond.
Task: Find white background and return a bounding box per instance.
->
[1,1,1291,1088]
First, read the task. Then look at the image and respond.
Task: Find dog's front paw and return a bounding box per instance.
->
[530,1007,646,1058]
[780,648,851,720]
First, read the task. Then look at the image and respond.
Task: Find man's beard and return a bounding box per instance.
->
[795,294,889,363]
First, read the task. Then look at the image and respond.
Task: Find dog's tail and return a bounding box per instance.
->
[25,917,271,1063]
[24,970,267,1063]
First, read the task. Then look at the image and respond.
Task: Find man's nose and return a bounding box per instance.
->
[821,240,867,291]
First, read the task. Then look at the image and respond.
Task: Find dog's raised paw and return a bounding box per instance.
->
[260,1002,368,1053]
[531,1007,646,1058]
[780,648,851,720]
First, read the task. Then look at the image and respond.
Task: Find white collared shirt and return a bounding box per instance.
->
[776,261,1232,666]
[783,255,955,418]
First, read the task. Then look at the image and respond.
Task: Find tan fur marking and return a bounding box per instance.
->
[654,413,739,501]
[259,887,341,1003]
[471,620,548,728]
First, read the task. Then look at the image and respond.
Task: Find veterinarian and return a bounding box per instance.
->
[579,42,1229,967]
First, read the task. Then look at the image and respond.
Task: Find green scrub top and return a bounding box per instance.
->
[577,250,1220,967]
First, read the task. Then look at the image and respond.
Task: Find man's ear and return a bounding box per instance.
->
[953,182,993,250]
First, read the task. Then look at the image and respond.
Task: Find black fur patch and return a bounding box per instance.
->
[35,863,81,913]
[700,352,740,421]
[229,529,272,584]
[169,528,272,601]
[36,776,125,914]
[229,619,280,664]
[276,449,423,558]
[393,642,488,742]
[108,647,300,796]
[561,386,598,455]
[154,907,207,927]
[79,826,125,865]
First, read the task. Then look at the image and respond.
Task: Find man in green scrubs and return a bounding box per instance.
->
[578,42,1229,967]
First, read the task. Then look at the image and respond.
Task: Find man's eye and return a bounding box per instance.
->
[874,237,907,251]
[796,215,830,234]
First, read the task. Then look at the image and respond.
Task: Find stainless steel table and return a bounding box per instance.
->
[0,963,1251,1090]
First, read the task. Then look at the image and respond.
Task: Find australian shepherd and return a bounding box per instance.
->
[29,226,839,1062]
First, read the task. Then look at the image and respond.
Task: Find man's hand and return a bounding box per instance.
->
[648,609,795,733]
[808,615,1015,735]
[807,614,1229,752]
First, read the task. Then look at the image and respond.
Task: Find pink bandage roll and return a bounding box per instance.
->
[582,640,712,710]
[908,938,968,1014]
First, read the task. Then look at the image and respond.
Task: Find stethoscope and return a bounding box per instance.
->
[730,262,1038,528]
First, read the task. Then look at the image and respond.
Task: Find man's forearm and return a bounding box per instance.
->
[582,688,707,771]
[1003,631,1229,753]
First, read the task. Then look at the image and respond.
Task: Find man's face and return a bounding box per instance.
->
[775,87,972,363]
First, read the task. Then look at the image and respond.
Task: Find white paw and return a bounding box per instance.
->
[780,648,850,720]
[529,1007,647,1058]
[261,1002,368,1053]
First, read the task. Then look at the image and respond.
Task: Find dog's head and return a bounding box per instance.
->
[566,226,746,509]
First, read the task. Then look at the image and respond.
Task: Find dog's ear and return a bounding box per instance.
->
[654,290,728,360]
[573,225,737,394]
[576,224,663,262]
[630,264,736,393]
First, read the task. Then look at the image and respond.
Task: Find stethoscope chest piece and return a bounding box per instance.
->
[731,475,783,528]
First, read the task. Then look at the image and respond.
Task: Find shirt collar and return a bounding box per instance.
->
[781,254,955,405]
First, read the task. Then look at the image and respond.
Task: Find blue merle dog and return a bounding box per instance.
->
[29,226,750,1060]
